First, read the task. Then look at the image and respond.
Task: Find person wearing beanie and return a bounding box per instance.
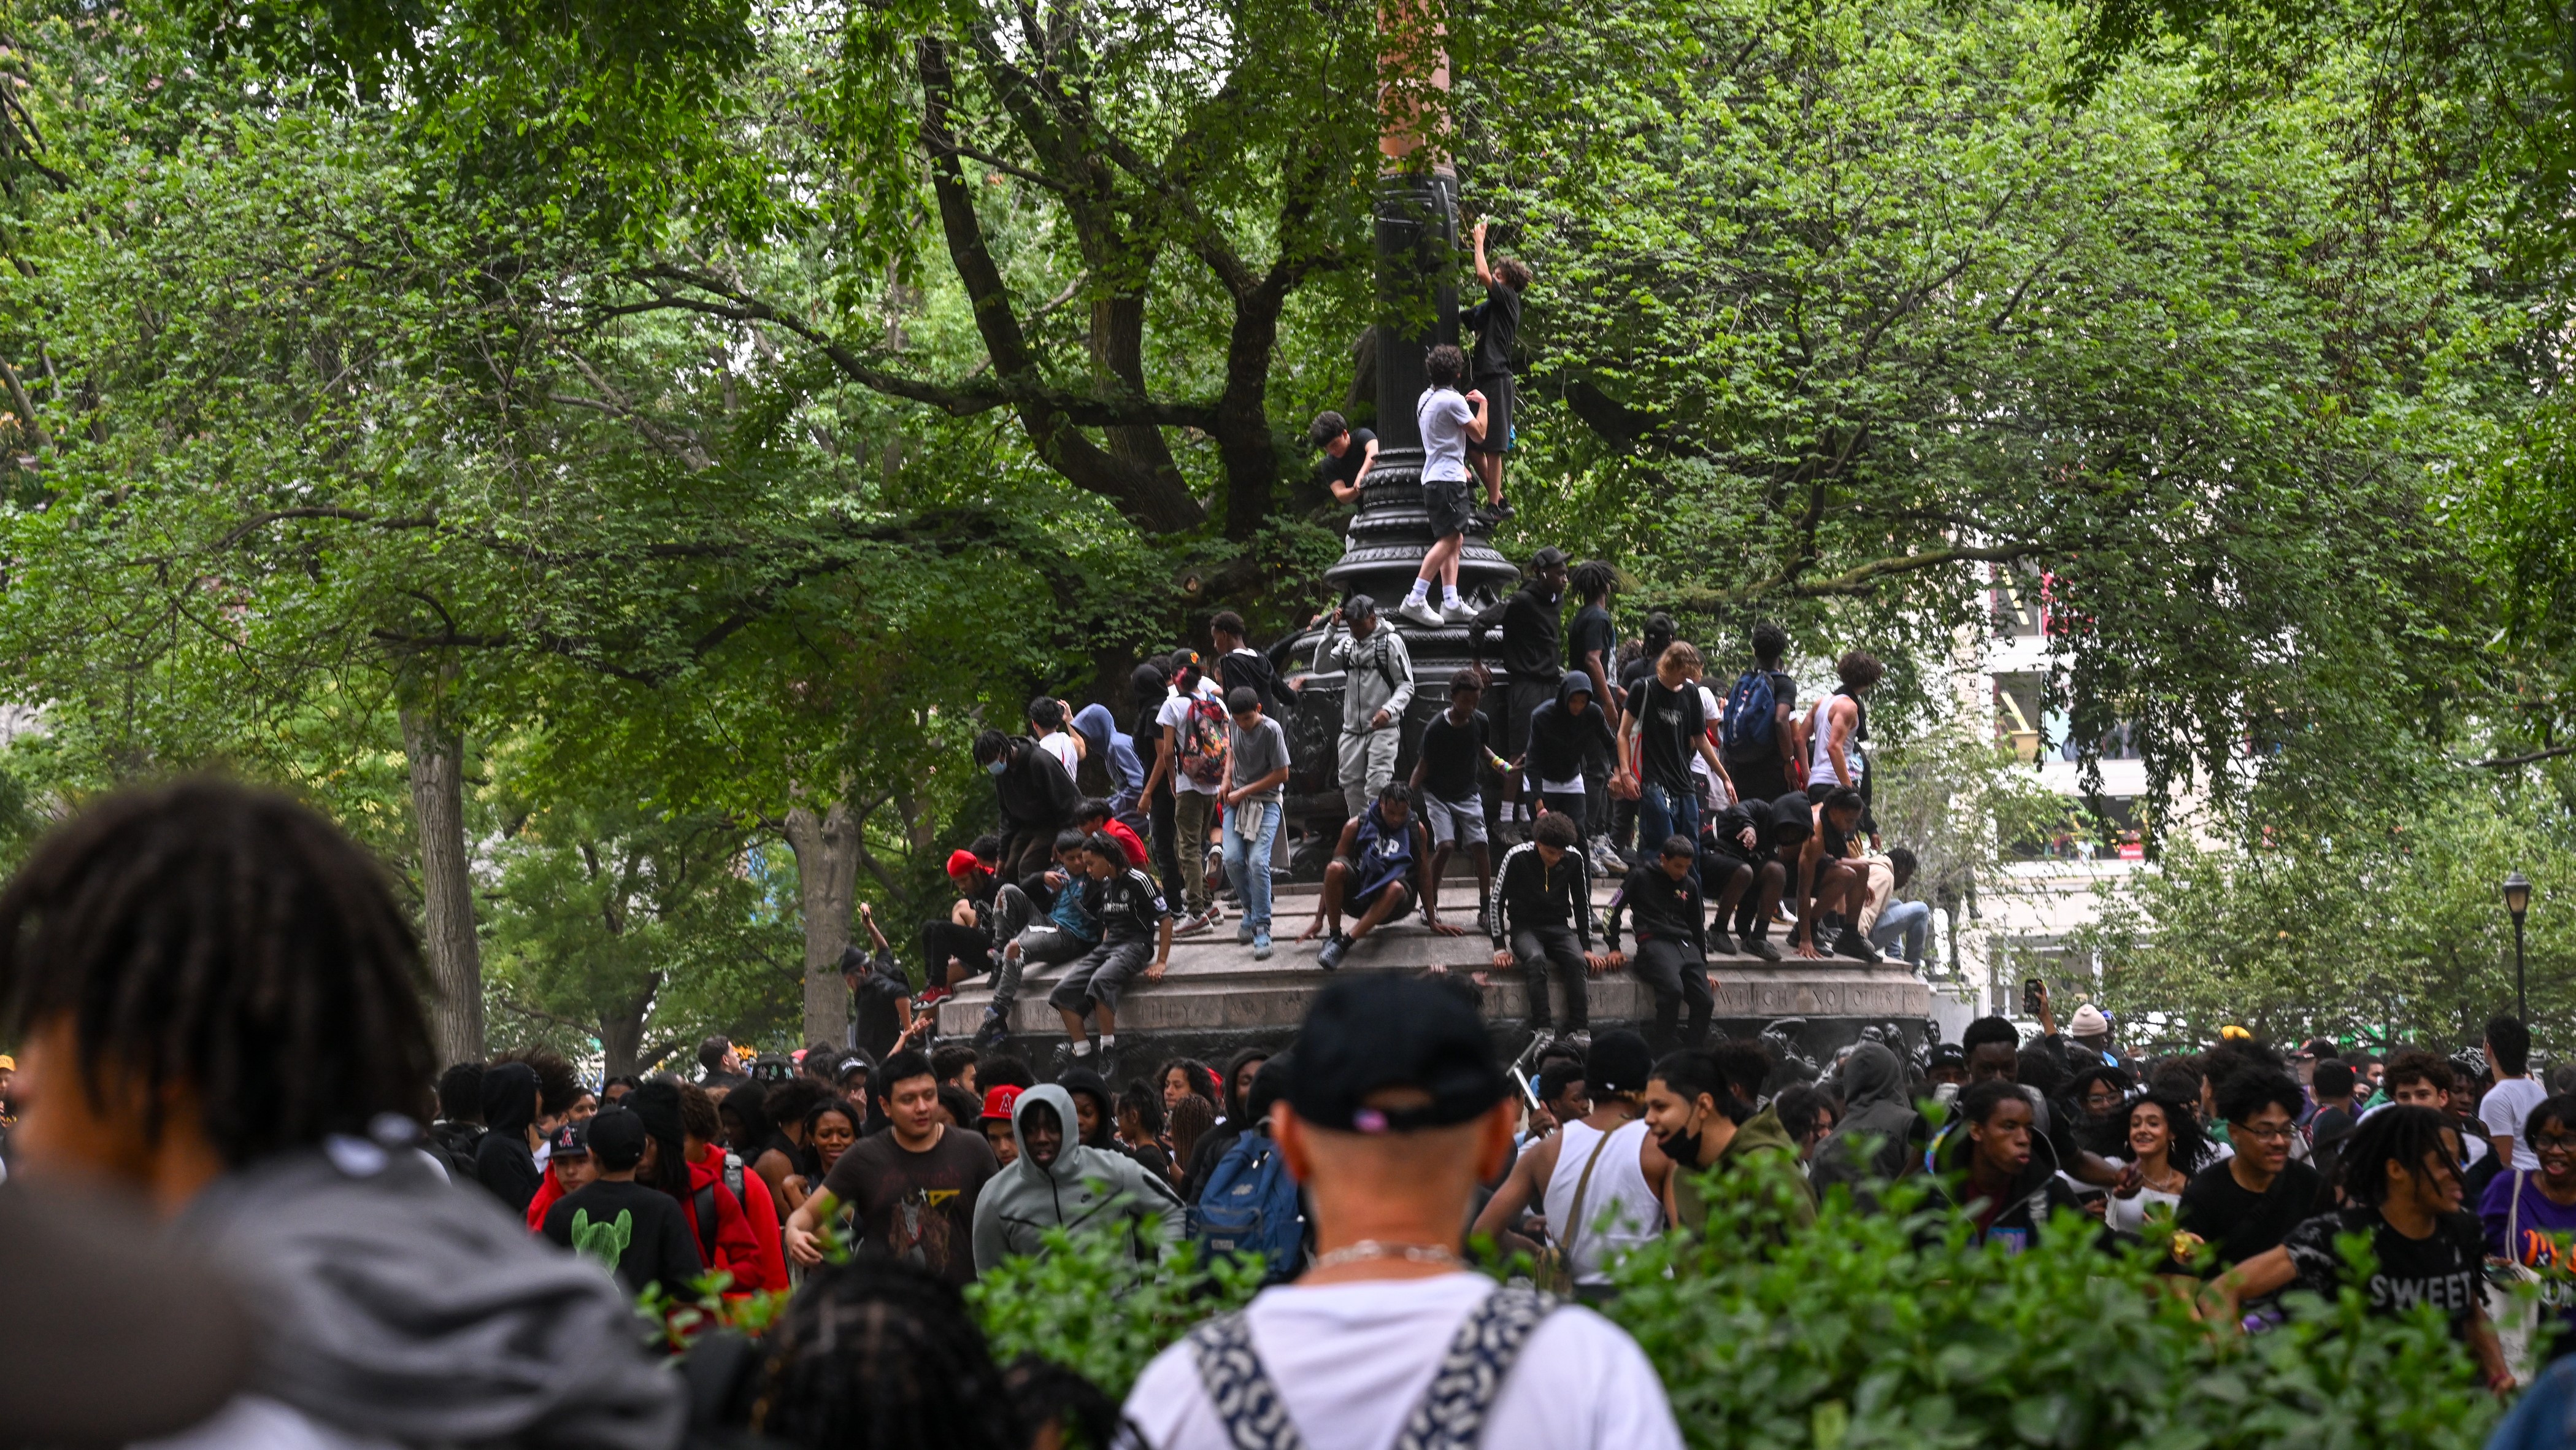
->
[2066,1003,2117,1067]
[542,1109,703,1300]
[474,1060,545,1213]
[1472,1029,1672,1303]
[1123,975,1682,1450]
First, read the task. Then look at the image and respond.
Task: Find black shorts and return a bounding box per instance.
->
[1424,474,1475,541]
[1469,372,1513,455]
[1348,879,1415,920]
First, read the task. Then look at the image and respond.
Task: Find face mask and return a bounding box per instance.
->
[986,760,1009,776]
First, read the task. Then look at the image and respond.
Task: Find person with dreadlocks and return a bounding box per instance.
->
[0,780,677,1449]
[747,1257,1031,1450]
[629,1079,770,1298]
[2214,1105,2512,1389]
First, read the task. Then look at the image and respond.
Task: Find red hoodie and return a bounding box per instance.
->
[1099,817,1150,869]
[692,1144,790,1294]
[524,1163,567,1233]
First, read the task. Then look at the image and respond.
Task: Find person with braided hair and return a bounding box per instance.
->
[748,1257,1030,1450]
[0,779,677,1449]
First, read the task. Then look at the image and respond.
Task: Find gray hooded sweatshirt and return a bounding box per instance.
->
[179,1138,682,1450]
[1325,618,1416,733]
[1811,1041,1921,1206]
[971,1082,1183,1271]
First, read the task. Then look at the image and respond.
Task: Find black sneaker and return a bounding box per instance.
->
[974,1009,1009,1051]
[1744,935,1783,962]
[1317,933,1351,971]
[1052,1040,1087,1074]
[1708,930,1738,957]
[1835,929,1883,964]
[1098,1044,1119,1080]
[1490,498,1517,520]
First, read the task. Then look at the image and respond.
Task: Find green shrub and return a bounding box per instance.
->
[966,1213,1265,1394]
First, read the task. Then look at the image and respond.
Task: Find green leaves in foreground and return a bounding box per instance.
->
[968,1163,2510,1449]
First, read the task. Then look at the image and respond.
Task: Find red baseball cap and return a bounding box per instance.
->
[980,1084,1023,1123]
[946,848,988,880]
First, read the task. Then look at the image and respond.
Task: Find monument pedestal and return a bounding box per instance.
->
[937,879,1935,1063]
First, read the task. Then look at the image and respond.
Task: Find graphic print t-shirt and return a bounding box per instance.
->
[820,1124,1000,1286]
[542,1179,704,1299]
[2283,1206,2488,1331]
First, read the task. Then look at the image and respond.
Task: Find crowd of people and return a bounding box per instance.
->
[8,779,2576,1450]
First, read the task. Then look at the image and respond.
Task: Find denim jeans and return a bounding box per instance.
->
[1637,781,1702,885]
[1868,898,1932,965]
[1220,798,1282,932]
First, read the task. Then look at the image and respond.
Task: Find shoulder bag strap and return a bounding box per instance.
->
[1554,1127,1616,1271]
[1390,1286,1561,1450]
[1187,1311,1311,1450]
[2512,1168,2527,1260]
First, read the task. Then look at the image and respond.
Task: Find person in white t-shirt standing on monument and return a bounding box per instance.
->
[2481,1014,2548,1171]
[1122,974,1682,1450]
[1397,344,1489,630]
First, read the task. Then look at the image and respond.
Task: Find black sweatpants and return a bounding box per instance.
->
[1631,939,1713,1051]
[1512,925,1589,1031]
[920,919,994,990]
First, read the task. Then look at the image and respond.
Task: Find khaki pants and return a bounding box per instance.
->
[1855,854,1896,935]
[1174,789,1217,917]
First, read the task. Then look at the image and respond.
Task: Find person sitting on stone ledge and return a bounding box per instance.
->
[1604,835,1714,1052]
[1303,782,1455,971]
[918,835,1003,1013]
[1696,791,1784,960]
[1045,831,1174,1081]
[978,829,1102,1049]
[1490,809,1604,1053]
[1788,787,1882,963]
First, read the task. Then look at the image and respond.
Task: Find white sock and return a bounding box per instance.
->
[1405,577,1431,605]
[1099,1034,1117,1051]
[1444,586,1463,607]
[1071,1039,1094,1057]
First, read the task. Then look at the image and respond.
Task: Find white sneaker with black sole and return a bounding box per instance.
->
[1396,596,1444,628]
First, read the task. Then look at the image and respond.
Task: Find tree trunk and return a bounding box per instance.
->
[598,982,658,1079]
[402,706,483,1065]
[782,801,860,1047]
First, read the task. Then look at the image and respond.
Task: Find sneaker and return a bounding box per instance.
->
[1708,930,1738,957]
[973,1009,1009,1051]
[1523,1027,1557,1060]
[915,984,953,1011]
[1744,935,1783,962]
[1237,919,1256,945]
[1475,906,1491,936]
[1489,498,1517,520]
[1317,933,1351,971]
[1440,597,1475,623]
[1253,932,1273,961]
[1052,1040,1089,1074]
[1835,929,1883,965]
[1174,911,1213,937]
[1563,1030,1592,1052]
[1098,1045,1119,1080]
[1588,838,1626,876]
[1397,596,1444,628]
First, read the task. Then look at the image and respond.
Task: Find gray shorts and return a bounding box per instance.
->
[1422,790,1486,848]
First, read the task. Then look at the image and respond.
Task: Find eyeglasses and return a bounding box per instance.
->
[2233,1122,2297,1143]
[2534,1134,2576,1153]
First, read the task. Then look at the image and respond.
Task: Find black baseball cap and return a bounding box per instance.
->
[1287,975,1510,1134]
[547,1120,590,1159]
[1930,1043,1967,1070]
[585,1106,647,1171]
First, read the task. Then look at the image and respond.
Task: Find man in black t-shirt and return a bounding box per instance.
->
[544,1109,704,1300]
[1720,623,1800,807]
[2174,1069,2326,1290]
[1613,614,1677,858]
[1468,548,1571,841]
[1410,670,1509,931]
[1308,411,1379,505]
[784,1050,1000,1287]
[1618,641,1730,885]
[2215,1106,2510,1389]
[1564,560,1624,876]
[1458,218,1531,517]
[842,903,916,1059]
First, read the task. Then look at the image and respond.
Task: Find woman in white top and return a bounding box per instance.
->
[2099,1090,2213,1235]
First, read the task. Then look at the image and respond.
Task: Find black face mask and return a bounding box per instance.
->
[1658,1124,1704,1165]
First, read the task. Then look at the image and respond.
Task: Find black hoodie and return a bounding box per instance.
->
[1521,670,1620,792]
[473,1062,543,1213]
[1923,1114,2081,1254]
[1469,581,1564,684]
[1604,861,1707,955]
[994,736,1080,831]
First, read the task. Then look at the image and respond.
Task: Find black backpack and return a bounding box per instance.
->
[425,1120,485,1183]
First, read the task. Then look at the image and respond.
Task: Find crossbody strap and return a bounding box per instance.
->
[1555,1127,1615,1273]
[2512,1168,2527,1260]
[1391,1287,1561,1450]
[1188,1311,1310,1450]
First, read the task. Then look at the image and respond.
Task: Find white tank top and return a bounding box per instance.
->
[1805,695,1842,787]
[1545,1117,1661,1285]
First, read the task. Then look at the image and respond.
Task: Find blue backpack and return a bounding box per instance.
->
[1190,1130,1303,1280]
[1722,669,1778,755]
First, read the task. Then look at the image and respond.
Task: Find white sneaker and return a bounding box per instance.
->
[1440,597,1475,623]
[1396,596,1444,628]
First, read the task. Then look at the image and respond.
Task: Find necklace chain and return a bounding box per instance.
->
[1310,1240,1467,1271]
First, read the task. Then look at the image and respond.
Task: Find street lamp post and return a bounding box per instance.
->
[2504,870,2532,1024]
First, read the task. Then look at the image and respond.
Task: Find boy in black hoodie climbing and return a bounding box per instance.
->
[1519,670,1620,846]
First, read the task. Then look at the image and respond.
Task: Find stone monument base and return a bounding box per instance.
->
[936,879,1935,1068]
